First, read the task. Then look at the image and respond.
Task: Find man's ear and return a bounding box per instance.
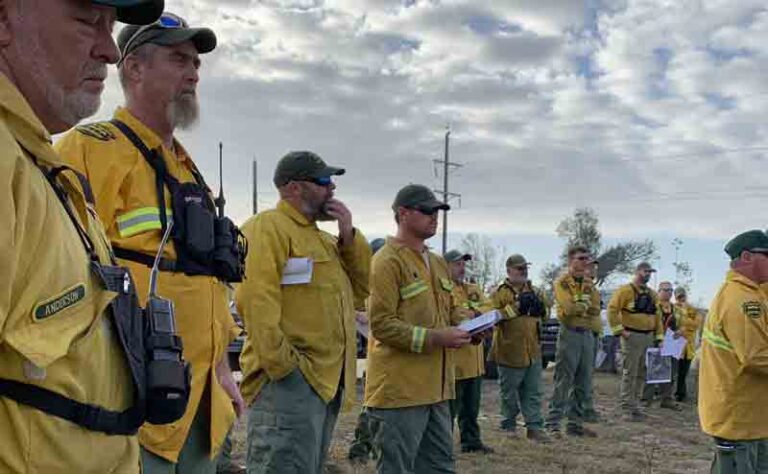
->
[0,0,17,48]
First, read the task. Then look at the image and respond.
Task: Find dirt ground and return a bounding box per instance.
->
[229,369,712,473]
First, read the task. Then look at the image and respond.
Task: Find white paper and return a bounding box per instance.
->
[281,258,313,285]
[458,310,501,335]
[661,329,687,359]
[645,348,672,384]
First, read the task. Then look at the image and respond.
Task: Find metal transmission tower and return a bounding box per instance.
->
[252,158,258,215]
[433,129,462,255]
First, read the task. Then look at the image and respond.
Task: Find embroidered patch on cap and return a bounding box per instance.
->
[33,284,86,321]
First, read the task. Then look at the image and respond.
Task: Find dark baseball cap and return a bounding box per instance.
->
[273,151,345,187]
[635,261,657,273]
[444,250,471,263]
[117,12,216,64]
[724,229,768,260]
[94,0,164,25]
[506,254,530,268]
[392,184,450,213]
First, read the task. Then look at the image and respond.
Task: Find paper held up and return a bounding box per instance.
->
[661,329,687,359]
[645,347,672,384]
[458,310,501,335]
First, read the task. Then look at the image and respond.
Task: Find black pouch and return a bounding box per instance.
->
[212,216,248,283]
[519,291,545,316]
[634,292,657,314]
[172,182,215,261]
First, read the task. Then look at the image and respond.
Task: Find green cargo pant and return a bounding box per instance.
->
[498,361,544,431]
[711,438,768,474]
[142,396,216,474]
[573,334,599,420]
[620,332,654,413]
[369,402,455,474]
[449,377,484,450]
[546,327,595,431]
[348,409,375,461]
[246,369,341,474]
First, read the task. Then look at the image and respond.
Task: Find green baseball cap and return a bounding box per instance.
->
[444,250,471,263]
[506,254,530,268]
[674,287,687,297]
[273,151,345,187]
[117,11,216,64]
[635,261,657,273]
[94,0,164,25]
[724,229,768,260]
[392,184,449,213]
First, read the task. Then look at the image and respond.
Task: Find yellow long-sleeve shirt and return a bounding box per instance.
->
[607,283,663,341]
[490,280,549,368]
[451,282,490,380]
[699,271,768,440]
[235,200,371,411]
[554,273,600,331]
[364,238,457,409]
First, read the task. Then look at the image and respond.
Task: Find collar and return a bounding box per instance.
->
[113,107,190,162]
[727,270,760,290]
[0,73,61,166]
[277,200,315,227]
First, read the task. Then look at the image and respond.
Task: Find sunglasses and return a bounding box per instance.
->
[119,13,187,65]
[574,256,592,261]
[660,288,673,292]
[301,176,334,187]
[409,206,439,216]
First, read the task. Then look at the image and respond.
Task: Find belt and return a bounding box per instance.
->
[625,328,654,334]
[565,326,590,333]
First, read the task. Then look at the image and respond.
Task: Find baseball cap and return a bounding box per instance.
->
[444,250,471,263]
[273,151,345,187]
[506,254,530,268]
[674,287,687,297]
[724,229,768,260]
[94,0,164,25]
[635,261,657,273]
[392,184,450,213]
[117,12,216,64]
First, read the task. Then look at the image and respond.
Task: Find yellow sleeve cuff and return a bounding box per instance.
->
[611,324,624,336]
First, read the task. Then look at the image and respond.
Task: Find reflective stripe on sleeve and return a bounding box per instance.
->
[116,207,165,238]
[411,326,428,353]
[702,329,734,352]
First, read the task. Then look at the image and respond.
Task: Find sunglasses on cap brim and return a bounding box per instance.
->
[118,12,186,66]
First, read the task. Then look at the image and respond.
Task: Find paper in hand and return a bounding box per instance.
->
[458,310,501,335]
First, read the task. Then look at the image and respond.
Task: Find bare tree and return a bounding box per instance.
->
[459,233,504,291]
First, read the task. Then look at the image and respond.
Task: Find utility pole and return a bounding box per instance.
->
[433,128,462,255]
[252,158,258,215]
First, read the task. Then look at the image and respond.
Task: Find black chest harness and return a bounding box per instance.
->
[0,156,190,435]
[109,120,247,284]
[631,285,657,315]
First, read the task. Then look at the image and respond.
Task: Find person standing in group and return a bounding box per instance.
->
[236,151,371,474]
[444,250,494,454]
[572,258,602,424]
[55,14,245,473]
[673,287,702,403]
[0,1,165,473]
[489,254,551,443]
[545,246,600,438]
[365,184,472,474]
[607,262,663,422]
[700,230,768,473]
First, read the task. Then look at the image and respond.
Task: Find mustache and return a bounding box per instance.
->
[82,63,107,81]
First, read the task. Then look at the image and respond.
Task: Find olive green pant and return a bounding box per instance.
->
[546,327,595,431]
[619,332,654,413]
[369,402,455,474]
[246,369,341,474]
[216,429,236,473]
[711,438,768,474]
[498,361,544,431]
[449,377,484,449]
[573,334,600,420]
[141,399,216,474]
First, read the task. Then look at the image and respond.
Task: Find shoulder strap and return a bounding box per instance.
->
[0,378,140,435]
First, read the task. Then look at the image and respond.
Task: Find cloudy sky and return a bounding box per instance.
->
[90,0,768,304]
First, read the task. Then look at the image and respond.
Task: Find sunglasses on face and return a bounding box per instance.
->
[409,206,438,216]
[301,176,334,187]
[574,256,591,261]
[660,288,673,292]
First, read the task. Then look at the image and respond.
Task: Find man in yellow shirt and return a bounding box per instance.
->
[700,230,768,473]
[444,249,494,454]
[490,254,550,443]
[673,287,702,402]
[545,246,600,438]
[236,151,371,474]
[0,1,164,473]
[365,184,472,474]
[55,13,244,473]
[608,262,663,421]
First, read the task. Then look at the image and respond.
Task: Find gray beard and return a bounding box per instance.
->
[168,94,199,130]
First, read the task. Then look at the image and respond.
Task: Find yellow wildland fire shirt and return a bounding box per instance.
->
[451,282,490,380]
[674,303,703,360]
[607,283,663,340]
[489,280,550,368]
[554,274,600,331]
[0,75,137,473]
[235,201,371,410]
[55,107,239,463]
[699,271,768,440]
[364,238,459,409]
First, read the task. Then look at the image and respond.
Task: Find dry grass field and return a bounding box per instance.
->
[229,369,712,473]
